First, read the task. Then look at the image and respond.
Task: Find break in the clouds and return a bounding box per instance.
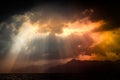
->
[0,4,120,72]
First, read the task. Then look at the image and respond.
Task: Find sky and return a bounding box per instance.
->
[0,0,120,73]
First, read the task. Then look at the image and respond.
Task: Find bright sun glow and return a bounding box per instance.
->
[56,20,104,37]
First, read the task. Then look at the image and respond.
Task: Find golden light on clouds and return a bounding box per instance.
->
[57,19,105,37]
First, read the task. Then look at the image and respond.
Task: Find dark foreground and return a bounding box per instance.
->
[46,59,120,73]
[1,60,120,80]
[0,73,119,80]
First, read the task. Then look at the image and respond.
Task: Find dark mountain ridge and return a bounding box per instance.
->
[46,59,120,74]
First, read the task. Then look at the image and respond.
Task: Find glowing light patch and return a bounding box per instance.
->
[3,21,49,72]
[77,53,120,61]
[77,45,81,48]
[57,20,104,37]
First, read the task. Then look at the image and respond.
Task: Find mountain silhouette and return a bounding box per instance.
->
[46,59,120,74]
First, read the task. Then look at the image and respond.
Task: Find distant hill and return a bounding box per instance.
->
[46,59,120,74]
[12,65,45,73]
[12,62,60,73]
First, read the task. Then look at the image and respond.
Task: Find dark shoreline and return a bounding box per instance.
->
[0,73,119,80]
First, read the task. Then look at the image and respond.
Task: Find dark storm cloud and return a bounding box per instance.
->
[0,0,39,23]
[0,0,119,24]
[26,4,84,34]
[93,22,120,32]
[89,1,120,31]
[24,4,96,34]
[25,1,120,33]
[0,0,119,33]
